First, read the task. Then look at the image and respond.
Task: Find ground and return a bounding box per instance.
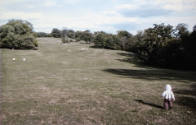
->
[0,38,196,125]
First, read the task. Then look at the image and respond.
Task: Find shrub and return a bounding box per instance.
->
[116,30,136,51]
[36,32,51,37]
[51,28,61,38]
[93,32,121,49]
[61,29,77,43]
[75,30,93,43]
[61,36,76,43]
[0,19,38,49]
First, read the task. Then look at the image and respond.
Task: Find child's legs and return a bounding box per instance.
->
[164,99,169,110]
[169,100,173,108]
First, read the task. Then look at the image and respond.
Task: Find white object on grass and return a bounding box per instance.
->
[162,84,175,101]
[80,48,88,51]
[22,58,26,61]
[12,58,16,61]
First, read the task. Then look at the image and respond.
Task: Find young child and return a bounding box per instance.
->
[162,84,175,110]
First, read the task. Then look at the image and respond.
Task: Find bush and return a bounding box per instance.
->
[61,29,77,43]
[93,32,121,49]
[132,24,174,63]
[51,28,61,38]
[75,30,93,43]
[116,30,136,51]
[131,23,196,69]
[0,19,38,49]
[36,32,51,37]
[61,36,76,43]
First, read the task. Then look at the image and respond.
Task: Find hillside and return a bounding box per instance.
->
[0,38,196,125]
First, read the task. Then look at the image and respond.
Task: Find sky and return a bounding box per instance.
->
[0,0,196,34]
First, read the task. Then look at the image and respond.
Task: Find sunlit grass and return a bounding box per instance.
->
[1,38,196,125]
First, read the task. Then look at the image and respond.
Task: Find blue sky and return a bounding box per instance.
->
[0,0,196,34]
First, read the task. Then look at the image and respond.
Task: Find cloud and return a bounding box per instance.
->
[0,11,42,20]
[43,0,57,7]
[119,8,173,17]
[62,0,81,5]
[113,1,174,18]
[0,0,26,5]
[0,0,195,34]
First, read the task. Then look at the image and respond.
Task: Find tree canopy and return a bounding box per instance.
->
[0,20,38,49]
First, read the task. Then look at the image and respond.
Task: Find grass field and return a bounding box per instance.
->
[0,38,196,125]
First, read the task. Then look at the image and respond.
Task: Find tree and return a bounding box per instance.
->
[93,31,121,49]
[133,24,175,64]
[175,23,189,39]
[51,28,61,38]
[117,30,135,50]
[75,30,93,42]
[0,19,38,49]
[36,32,51,37]
[117,30,132,38]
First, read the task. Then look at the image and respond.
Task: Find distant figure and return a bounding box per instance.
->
[22,58,26,61]
[12,58,16,61]
[162,84,175,110]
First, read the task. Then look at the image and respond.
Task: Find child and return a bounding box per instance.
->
[162,84,175,110]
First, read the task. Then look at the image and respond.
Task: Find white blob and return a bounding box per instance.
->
[80,48,88,51]
[12,58,16,61]
[22,58,26,61]
[83,77,88,80]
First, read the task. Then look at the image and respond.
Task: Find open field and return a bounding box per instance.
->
[0,38,196,125]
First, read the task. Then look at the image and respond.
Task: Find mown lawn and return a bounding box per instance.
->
[0,38,196,125]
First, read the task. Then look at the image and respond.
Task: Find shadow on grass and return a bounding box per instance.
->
[117,52,149,68]
[176,96,196,110]
[175,83,196,110]
[175,83,196,96]
[135,99,163,109]
[117,52,196,71]
[103,68,196,82]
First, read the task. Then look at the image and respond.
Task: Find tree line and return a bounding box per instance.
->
[1,19,195,70]
[60,23,196,70]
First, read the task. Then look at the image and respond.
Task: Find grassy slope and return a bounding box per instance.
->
[0,38,196,125]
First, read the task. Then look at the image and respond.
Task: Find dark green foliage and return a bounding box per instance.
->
[61,36,76,43]
[36,32,51,37]
[133,24,175,63]
[66,30,75,39]
[117,30,136,51]
[93,31,121,50]
[0,19,38,49]
[132,23,196,69]
[183,31,196,68]
[61,29,75,39]
[61,29,93,43]
[61,29,77,43]
[75,30,93,42]
[193,25,196,32]
[51,28,61,38]
[117,30,132,38]
[60,23,196,70]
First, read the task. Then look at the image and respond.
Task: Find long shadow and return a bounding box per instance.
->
[176,96,196,110]
[135,99,163,109]
[114,52,196,110]
[175,83,196,110]
[117,52,149,68]
[103,68,196,82]
[117,52,196,71]
[175,84,196,96]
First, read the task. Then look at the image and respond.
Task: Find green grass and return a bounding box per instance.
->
[0,37,196,125]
